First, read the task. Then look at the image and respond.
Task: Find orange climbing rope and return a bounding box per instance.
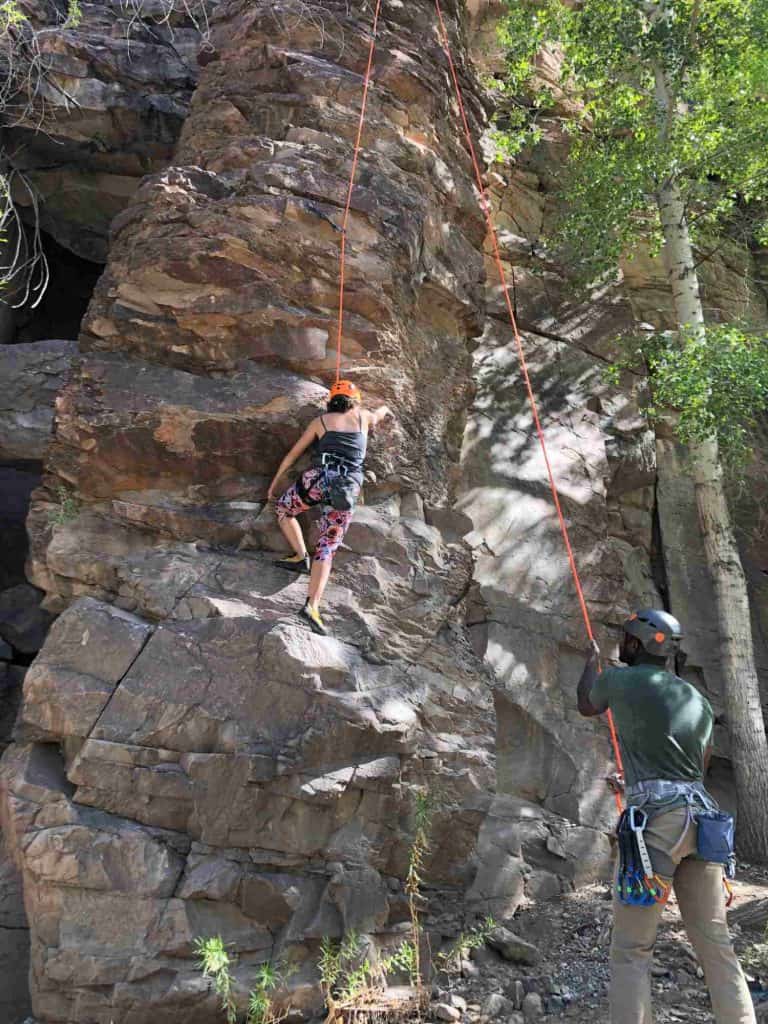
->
[432,0,624,808]
[334,0,624,808]
[334,0,383,384]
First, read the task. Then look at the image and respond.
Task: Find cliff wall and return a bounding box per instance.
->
[0,2,766,1022]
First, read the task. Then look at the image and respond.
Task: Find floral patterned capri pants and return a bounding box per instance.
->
[276,467,357,562]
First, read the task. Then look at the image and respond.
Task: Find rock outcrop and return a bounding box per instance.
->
[2,2,498,1020]
[6,0,217,261]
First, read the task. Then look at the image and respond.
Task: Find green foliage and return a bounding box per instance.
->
[319,931,419,1009]
[247,964,280,1024]
[0,0,25,31]
[434,917,497,975]
[194,936,286,1024]
[48,484,80,527]
[405,789,434,909]
[319,789,438,1021]
[65,0,82,27]
[405,788,436,995]
[607,325,768,464]
[497,0,768,281]
[318,934,344,994]
[196,937,238,1024]
[497,0,768,462]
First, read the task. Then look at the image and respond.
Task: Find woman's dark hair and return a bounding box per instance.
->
[327,395,355,413]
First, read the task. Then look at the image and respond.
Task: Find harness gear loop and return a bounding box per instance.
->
[334,0,382,385]
[432,0,624,807]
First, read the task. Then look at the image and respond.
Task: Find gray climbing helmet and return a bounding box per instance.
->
[624,608,683,657]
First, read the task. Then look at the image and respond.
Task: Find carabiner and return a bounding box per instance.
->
[628,806,648,833]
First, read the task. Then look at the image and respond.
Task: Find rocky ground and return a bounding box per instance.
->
[427,866,768,1023]
[13,866,768,1024]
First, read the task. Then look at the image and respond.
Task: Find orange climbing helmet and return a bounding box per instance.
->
[329,379,362,402]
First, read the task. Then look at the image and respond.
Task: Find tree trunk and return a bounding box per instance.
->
[652,61,768,861]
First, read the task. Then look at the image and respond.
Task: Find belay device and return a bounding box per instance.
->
[616,807,671,906]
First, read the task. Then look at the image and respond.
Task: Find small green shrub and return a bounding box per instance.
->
[194,936,286,1024]
[319,931,419,1013]
[406,789,435,997]
[435,917,497,976]
[65,0,82,27]
[48,484,80,527]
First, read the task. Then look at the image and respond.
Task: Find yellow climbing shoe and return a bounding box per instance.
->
[299,601,327,636]
[275,552,310,574]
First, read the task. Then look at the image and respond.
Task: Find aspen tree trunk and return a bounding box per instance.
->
[653,60,768,860]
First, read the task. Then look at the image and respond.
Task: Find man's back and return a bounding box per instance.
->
[590,664,713,787]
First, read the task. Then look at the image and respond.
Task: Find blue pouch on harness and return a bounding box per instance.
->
[696,810,736,876]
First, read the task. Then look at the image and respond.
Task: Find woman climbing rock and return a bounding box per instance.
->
[268,379,393,636]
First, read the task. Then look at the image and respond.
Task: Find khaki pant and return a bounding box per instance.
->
[611,806,755,1023]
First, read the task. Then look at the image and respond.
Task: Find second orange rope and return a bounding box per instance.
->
[432,0,624,809]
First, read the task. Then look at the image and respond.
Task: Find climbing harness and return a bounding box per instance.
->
[296,458,360,513]
[334,0,624,805]
[320,457,360,512]
[622,780,737,905]
[615,807,672,906]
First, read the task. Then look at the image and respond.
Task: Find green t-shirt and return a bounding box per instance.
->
[590,663,714,787]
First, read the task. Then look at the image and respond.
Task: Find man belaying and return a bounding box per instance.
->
[267,380,393,636]
[578,609,756,1024]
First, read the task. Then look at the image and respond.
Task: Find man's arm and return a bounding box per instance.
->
[577,640,605,718]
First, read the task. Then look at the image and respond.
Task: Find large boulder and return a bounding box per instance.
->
[4,589,494,1021]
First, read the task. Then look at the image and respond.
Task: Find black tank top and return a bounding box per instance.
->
[314,413,367,482]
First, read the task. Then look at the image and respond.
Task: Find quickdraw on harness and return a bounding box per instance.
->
[616,807,672,906]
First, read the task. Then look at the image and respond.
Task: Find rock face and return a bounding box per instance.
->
[3,2,498,1020]
[3,1,768,1022]
[455,154,663,886]
[0,341,76,462]
[6,0,216,262]
[0,660,31,1024]
[0,463,40,592]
